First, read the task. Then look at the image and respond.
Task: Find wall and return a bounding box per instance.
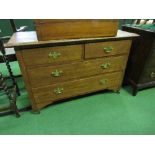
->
[0,19,34,37]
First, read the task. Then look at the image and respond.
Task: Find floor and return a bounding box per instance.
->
[0,61,155,135]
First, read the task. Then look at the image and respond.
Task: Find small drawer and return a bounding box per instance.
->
[27,55,127,88]
[32,72,123,105]
[85,40,131,59]
[139,67,155,83]
[22,44,83,66]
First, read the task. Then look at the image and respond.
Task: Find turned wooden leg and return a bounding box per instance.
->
[4,55,20,96]
[10,86,20,118]
[0,72,20,117]
[0,41,20,96]
[10,103,20,118]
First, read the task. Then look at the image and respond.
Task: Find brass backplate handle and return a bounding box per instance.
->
[54,87,64,94]
[51,69,63,77]
[150,72,155,78]
[100,79,108,85]
[103,46,113,53]
[49,51,61,59]
[101,62,111,69]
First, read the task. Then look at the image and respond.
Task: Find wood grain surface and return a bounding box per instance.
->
[34,19,118,41]
[6,29,135,111]
[27,55,127,87]
[32,72,123,107]
[21,44,83,66]
[85,40,132,59]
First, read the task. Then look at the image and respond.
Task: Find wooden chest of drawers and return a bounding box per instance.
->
[5,30,138,112]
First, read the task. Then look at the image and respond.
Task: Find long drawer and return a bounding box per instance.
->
[32,72,123,105]
[22,44,83,66]
[85,40,131,59]
[27,55,127,88]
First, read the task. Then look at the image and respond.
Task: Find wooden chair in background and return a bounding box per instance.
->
[0,38,20,117]
[0,39,20,95]
[0,72,20,117]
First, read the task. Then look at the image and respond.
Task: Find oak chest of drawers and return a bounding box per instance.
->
[5,30,138,112]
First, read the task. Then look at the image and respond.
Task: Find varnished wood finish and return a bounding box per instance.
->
[5,30,138,111]
[85,40,132,59]
[16,51,38,111]
[123,25,155,95]
[34,20,118,41]
[27,55,128,87]
[5,30,138,49]
[22,44,83,66]
[32,72,123,106]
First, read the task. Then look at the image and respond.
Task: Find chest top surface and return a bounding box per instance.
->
[5,30,139,49]
[123,25,155,38]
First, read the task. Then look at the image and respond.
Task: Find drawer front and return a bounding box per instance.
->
[32,72,123,105]
[85,40,131,59]
[27,55,127,88]
[139,67,155,83]
[22,44,83,66]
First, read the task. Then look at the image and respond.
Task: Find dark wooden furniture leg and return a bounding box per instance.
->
[0,40,20,96]
[0,72,20,117]
[132,86,138,96]
[10,86,20,117]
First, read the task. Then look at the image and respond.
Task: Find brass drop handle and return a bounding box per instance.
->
[54,87,64,94]
[150,72,155,78]
[101,62,111,69]
[49,51,61,59]
[100,79,108,85]
[103,46,113,53]
[51,69,63,77]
